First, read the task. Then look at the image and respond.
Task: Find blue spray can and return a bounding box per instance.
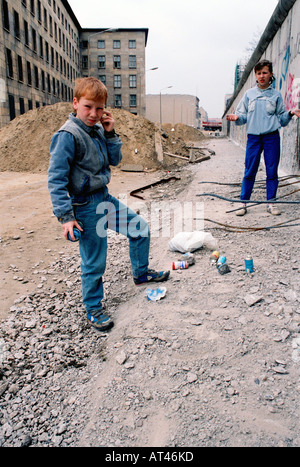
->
[245,256,254,273]
[67,221,83,242]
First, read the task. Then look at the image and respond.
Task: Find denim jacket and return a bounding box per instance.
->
[235,85,292,135]
[48,113,122,223]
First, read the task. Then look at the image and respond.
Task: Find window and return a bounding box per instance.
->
[99,75,106,85]
[97,40,105,49]
[129,75,137,88]
[19,97,25,115]
[24,20,29,46]
[82,55,88,69]
[113,55,121,69]
[27,61,32,86]
[41,70,45,91]
[32,28,37,53]
[114,94,122,108]
[17,55,24,82]
[129,40,136,49]
[130,95,137,107]
[45,41,49,62]
[37,0,41,22]
[30,0,35,16]
[98,55,105,69]
[114,75,121,88]
[113,40,121,49]
[39,35,44,58]
[6,48,13,78]
[3,0,10,31]
[34,65,39,88]
[44,8,48,30]
[14,10,20,39]
[28,99,33,110]
[129,55,136,69]
[9,95,16,120]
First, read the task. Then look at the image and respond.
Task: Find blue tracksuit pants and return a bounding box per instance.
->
[240,130,281,202]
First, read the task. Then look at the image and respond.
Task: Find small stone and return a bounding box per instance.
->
[186,372,197,383]
[115,350,127,365]
[244,294,263,307]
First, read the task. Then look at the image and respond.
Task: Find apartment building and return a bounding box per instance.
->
[0,0,148,128]
[80,28,148,117]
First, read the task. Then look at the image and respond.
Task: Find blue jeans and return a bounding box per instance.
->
[240,131,281,201]
[73,188,150,312]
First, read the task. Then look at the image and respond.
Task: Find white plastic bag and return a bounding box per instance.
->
[168,231,218,253]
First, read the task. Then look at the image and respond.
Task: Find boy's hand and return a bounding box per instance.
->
[226,114,239,121]
[101,110,115,132]
[291,109,300,118]
[62,220,83,241]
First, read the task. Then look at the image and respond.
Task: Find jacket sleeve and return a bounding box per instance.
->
[48,131,76,223]
[235,93,248,126]
[103,129,123,166]
[276,94,293,127]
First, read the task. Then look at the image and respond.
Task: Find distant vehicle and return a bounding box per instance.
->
[202,120,222,131]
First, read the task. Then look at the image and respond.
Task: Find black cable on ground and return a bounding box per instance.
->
[196,193,300,204]
[199,217,300,233]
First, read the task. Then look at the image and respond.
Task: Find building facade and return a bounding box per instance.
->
[0,0,81,128]
[0,0,148,128]
[146,94,202,128]
[80,28,148,117]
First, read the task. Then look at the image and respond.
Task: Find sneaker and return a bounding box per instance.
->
[235,205,247,216]
[134,269,170,286]
[87,309,114,331]
[267,204,281,216]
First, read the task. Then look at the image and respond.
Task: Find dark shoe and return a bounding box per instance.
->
[134,269,170,285]
[87,309,114,331]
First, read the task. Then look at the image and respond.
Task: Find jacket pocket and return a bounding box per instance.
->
[266,99,276,115]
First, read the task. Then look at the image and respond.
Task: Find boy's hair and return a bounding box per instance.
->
[254,59,273,73]
[74,77,108,103]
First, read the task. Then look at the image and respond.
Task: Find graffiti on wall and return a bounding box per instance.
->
[278,36,300,110]
[284,73,300,110]
[279,45,291,90]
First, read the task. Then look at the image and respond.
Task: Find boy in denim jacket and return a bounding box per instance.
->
[227,60,300,216]
[48,77,169,331]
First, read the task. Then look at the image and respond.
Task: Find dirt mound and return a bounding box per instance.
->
[0,103,206,173]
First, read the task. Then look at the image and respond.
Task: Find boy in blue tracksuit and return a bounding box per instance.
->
[48,77,169,331]
[227,59,300,216]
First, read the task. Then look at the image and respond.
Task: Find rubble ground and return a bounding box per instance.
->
[1,136,300,447]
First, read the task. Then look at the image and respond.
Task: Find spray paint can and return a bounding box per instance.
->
[217,256,226,267]
[172,261,189,270]
[67,221,83,242]
[245,256,254,273]
[210,251,220,265]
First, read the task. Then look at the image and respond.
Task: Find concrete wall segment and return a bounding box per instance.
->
[223,0,300,175]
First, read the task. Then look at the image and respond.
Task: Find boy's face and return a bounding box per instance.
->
[255,66,273,89]
[73,96,105,127]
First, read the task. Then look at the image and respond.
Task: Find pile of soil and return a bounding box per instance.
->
[0,103,205,173]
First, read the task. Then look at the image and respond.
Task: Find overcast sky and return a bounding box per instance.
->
[68,0,279,118]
